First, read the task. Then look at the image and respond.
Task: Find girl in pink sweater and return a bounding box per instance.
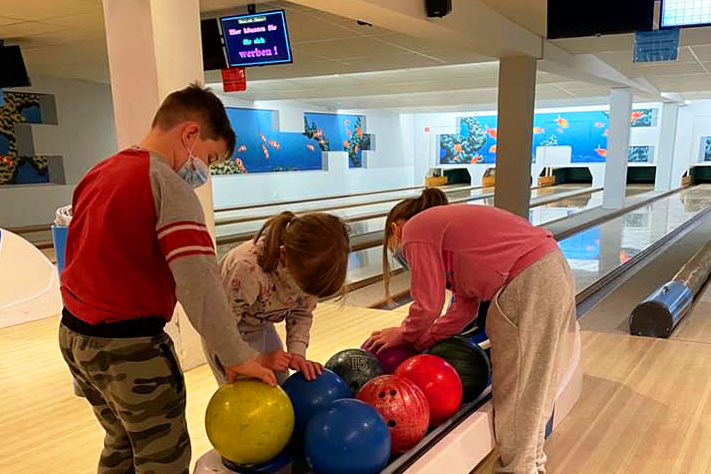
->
[365,188,578,474]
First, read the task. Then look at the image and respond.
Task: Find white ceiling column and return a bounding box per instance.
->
[494,56,538,217]
[655,102,680,191]
[102,0,210,370]
[603,87,633,209]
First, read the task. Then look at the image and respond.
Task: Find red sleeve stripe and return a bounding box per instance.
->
[158,224,213,244]
[157,221,207,238]
[165,247,215,263]
[159,228,214,257]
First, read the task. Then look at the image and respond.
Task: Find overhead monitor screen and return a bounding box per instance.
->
[220,10,293,67]
[661,0,711,27]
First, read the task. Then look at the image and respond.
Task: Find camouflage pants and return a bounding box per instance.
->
[59,323,190,474]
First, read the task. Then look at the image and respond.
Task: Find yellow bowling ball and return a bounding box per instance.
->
[205,379,294,465]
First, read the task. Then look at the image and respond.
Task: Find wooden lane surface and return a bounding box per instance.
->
[5,306,711,474]
[473,330,711,474]
[0,304,402,474]
[672,281,711,344]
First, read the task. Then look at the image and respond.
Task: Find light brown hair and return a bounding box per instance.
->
[382,188,449,302]
[152,83,236,159]
[254,211,350,298]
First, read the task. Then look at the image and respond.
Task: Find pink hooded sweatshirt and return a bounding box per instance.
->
[400,204,559,350]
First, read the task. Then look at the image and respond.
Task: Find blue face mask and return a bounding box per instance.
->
[178,143,209,188]
[393,246,409,271]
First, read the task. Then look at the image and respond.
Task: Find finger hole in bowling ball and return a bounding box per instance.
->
[389,390,397,396]
[388,420,397,428]
[379,391,386,398]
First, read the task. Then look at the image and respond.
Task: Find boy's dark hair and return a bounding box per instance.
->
[152,83,236,159]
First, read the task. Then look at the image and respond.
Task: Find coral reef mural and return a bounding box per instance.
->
[213,109,373,175]
[702,136,711,162]
[304,113,372,168]
[0,91,50,185]
[603,108,656,127]
[439,116,488,164]
[628,145,652,163]
[438,108,658,166]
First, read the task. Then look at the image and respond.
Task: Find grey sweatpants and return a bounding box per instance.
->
[203,323,289,386]
[487,250,577,474]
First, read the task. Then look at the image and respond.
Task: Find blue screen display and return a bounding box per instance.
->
[661,0,711,27]
[221,10,293,67]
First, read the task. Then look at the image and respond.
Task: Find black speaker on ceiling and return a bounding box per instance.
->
[200,18,227,71]
[0,42,31,88]
[426,0,451,18]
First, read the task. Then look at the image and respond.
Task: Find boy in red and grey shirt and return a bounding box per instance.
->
[59,85,288,474]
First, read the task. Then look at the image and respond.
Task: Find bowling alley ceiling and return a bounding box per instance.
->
[1,0,711,109]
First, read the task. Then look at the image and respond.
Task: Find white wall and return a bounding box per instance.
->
[210,94,416,209]
[0,76,117,228]
[673,100,711,185]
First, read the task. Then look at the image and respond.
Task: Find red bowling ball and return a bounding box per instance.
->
[394,354,462,426]
[356,375,430,454]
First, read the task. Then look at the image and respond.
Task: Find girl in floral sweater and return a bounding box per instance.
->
[204,211,350,384]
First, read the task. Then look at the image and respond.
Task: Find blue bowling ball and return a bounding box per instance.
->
[221,443,295,473]
[304,399,391,474]
[281,368,350,437]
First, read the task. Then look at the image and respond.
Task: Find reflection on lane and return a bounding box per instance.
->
[219,183,668,293]
[344,184,682,291]
[530,184,651,227]
[560,185,711,291]
[217,184,608,269]
[216,184,597,241]
[215,187,493,238]
[215,185,487,222]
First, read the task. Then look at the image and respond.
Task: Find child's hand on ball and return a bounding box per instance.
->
[290,354,323,381]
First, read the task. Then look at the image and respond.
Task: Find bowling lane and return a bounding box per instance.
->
[215,184,595,244]
[562,184,711,293]
[215,184,606,262]
[214,186,492,239]
[214,184,483,223]
[529,184,652,227]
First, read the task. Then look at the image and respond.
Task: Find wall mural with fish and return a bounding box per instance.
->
[438,108,657,166]
[0,91,51,185]
[628,145,653,163]
[702,136,711,162]
[304,112,372,168]
[211,108,373,175]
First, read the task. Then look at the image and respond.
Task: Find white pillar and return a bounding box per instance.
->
[603,88,632,209]
[655,102,679,192]
[494,56,537,218]
[103,0,210,370]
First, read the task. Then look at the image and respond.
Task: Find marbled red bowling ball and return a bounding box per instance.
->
[394,354,462,426]
[356,375,430,454]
